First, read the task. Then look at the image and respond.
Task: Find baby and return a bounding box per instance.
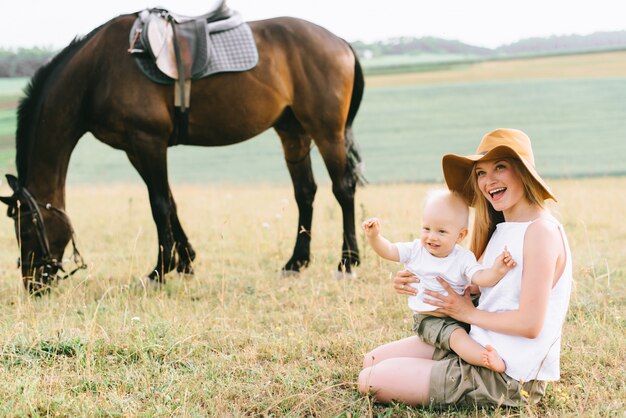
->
[362,189,515,372]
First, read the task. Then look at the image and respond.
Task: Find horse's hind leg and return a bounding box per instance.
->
[125,141,177,282]
[168,188,196,274]
[276,124,317,275]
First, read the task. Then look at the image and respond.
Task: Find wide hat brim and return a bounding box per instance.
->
[442,145,557,206]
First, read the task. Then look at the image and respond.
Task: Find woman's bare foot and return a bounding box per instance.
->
[482,344,506,373]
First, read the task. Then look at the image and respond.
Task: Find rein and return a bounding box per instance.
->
[8,186,87,281]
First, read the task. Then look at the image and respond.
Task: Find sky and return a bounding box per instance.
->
[1,0,625,49]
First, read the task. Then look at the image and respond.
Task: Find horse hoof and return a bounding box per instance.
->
[280,269,300,278]
[333,270,356,280]
[176,264,194,275]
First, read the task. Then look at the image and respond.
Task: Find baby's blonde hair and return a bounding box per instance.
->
[424,188,470,228]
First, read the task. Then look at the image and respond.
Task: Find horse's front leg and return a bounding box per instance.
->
[126,142,177,283]
[277,129,316,276]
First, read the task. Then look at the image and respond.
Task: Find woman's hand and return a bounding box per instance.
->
[423,276,476,322]
[393,270,419,295]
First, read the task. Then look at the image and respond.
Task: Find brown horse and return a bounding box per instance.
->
[0,10,365,293]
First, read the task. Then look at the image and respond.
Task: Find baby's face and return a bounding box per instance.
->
[420,203,467,258]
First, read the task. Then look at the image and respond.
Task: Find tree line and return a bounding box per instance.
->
[0,48,57,77]
[351,30,626,59]
[3,30,626,77]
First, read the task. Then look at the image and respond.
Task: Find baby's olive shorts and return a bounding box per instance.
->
[412,313,470,351]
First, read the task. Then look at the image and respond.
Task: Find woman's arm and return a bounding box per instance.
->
[424,220,562,338]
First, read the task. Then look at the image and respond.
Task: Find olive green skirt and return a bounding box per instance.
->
[428,347,546,407]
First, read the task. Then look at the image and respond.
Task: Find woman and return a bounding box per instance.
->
[357,128,572,406]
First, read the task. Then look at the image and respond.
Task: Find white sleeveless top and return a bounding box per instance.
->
[469,216,572,382]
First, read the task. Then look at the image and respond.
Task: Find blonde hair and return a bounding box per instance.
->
[468,158,547,258]
[424,188,469,228]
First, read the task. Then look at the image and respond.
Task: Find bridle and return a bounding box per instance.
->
[7,185,87,282]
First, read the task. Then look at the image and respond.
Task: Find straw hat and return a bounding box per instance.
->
[442,128,557,205]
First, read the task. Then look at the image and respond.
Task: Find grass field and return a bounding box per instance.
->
[360,48,626,77]
[0,179,623,416]
[365,50,626,86]
[0,77,25,169]
[1,51,626,184]
[0,50,624,415]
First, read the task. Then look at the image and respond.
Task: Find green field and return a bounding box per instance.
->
[0,55,624,415]
[0,77,25,169]
[1,53,625,185]
[67,78,626,184]
[0,76,26,98]
[360,53,478,75]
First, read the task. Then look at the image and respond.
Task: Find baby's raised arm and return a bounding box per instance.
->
[362,217,381,238]
[362,217,400,262]
[471,247,516,287]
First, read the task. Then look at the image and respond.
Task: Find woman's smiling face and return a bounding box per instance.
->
[474,159,525,213]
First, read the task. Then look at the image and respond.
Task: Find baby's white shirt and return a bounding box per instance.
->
[394,240,483,312]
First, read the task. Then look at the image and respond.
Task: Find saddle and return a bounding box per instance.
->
[129,0,256,109]
[128,0,258,145]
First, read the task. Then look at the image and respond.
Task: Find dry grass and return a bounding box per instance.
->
[0,179,623,416]
[366,50,626,87]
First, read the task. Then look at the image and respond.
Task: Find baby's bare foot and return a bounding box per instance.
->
[482,344,506,373]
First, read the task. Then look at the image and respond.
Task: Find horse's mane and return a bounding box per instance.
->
[14,20,115,184]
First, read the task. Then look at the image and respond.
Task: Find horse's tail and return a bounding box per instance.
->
[345,46,367,186]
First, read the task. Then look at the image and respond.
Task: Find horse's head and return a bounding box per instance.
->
[0,174,84,294]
